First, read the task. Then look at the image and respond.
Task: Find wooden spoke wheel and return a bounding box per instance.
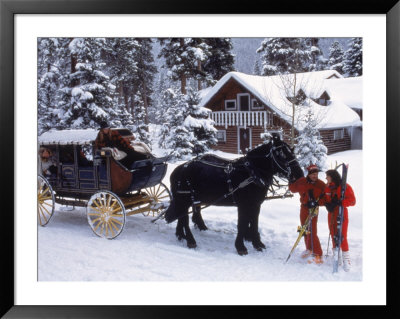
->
[142,183,172,217]
[37,175,55,226]
[86,191,126,239]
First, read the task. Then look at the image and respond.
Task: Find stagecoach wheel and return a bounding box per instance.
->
[86,191,126,239]
[142,183,172,217]
[37,175,55,226]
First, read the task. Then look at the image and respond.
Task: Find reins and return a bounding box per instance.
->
[152,142,298,223]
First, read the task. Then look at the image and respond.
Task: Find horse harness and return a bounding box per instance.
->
[152,143,297,223]
[175,153,270,211]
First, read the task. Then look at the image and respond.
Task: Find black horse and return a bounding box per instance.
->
[164,134,304,255]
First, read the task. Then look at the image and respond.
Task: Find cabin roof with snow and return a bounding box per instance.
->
[324,76,363,110]
[199,70,362,131]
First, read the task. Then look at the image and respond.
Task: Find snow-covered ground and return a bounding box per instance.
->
[38,145,362,282]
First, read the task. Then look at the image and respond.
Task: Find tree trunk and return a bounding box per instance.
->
[197,59,202,91]
[142,81,149,128]
[118,83,125,109]
[291,74,297,148]
[70,54,78,87]
[180,74,187,95]
[123,92,129,113]
[180,38,187,95]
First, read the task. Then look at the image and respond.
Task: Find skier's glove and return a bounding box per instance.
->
[325,202,337,212]
[306,200,317,208]
[332,197,342,206]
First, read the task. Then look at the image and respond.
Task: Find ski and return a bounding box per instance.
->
[285,205,320,263]
[332,163,349,273]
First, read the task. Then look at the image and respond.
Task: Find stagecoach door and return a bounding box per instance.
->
[239,128,251,154]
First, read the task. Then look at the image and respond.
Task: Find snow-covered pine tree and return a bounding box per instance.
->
[158,38,211,94]
[103,38,140,116]
[158,87,194,160]
[328,41,345,75]
[38,38,64,134]
[306,38,328,71]
[184,88,217,156]
[202,38,235,83]
[133,38,157,125]
[132,93,151,147]
[104,38,156,132]
[295,108,328,174]
[343,37,362,77]
[149,70,171,124]
[253,59,262,75]
[58,38,118,129]
[256,38,311,75]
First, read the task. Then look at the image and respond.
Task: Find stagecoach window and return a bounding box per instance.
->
[59,145,74,163]
[81,144,93,160]
[333,129,344,140]
[225,99,237,110]
[216,130,226,142]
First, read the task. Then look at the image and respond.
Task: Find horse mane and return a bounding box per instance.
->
[246,142,272,158]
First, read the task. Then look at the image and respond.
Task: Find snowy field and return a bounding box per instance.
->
[38,147,362,282]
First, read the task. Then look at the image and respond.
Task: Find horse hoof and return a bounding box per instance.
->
[195,225,208,231]
[187,242,197,249]
[237,249,248,256]
[253,242,266,250]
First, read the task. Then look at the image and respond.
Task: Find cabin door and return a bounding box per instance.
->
[238,94,250,111]
[238,127,251,154]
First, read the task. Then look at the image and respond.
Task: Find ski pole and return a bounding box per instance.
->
[325,231,331,258]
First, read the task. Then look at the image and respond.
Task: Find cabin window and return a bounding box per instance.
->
[267,111,273,126]
[318,98,330,106]
[251,99,264,110]
[333,129,344,140]
[216,130,226,143]
[225,99,237,110]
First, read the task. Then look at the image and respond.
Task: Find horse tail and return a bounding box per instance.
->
[164,163,192,223]
[164,199,178,223]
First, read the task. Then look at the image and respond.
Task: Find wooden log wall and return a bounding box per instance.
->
[319,129,351,155]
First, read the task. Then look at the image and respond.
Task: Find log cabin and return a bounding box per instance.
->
[199,70,362,155]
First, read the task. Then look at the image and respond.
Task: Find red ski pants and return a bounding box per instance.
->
[328,209,349,252]
[300,206,322,256]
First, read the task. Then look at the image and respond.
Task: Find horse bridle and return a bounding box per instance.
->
[246,143,297,180]
[269,144,298,178]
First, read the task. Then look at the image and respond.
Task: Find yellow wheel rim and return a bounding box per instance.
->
[37,175,55,226]
[87,191,126,239]
[142,183,171,217]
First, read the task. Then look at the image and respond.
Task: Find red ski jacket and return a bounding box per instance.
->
[324,183,356,211]
[289,177,326,206]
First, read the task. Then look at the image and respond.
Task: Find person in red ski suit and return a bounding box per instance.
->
[289,164,326,264]
[324,169,356,271]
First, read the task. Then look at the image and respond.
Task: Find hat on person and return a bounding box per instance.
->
[99,121,110,129]
[307,164,319,175]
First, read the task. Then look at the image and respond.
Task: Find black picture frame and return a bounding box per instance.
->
[1,0,399,317]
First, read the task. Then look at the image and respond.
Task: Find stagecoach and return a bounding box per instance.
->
[37,128,171,239]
